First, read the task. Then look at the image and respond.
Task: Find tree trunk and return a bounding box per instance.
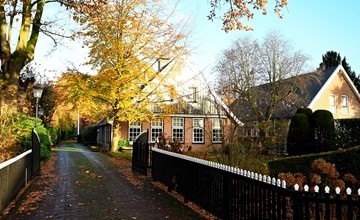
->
[0,0,45,114]
[111,122,121,152]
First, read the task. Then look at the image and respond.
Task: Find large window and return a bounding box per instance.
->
[172,117,184,143]
[329,94,336,113]
[151,118,163,143]
[129,122,141,144]
[193,118,204,143]
[212,118,222,143]
[342,95,349,114]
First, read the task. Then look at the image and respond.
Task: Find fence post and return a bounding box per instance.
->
[32,129,41,176]
[223,170,231,219]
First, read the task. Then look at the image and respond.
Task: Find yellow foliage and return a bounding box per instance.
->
[55,0,190,151]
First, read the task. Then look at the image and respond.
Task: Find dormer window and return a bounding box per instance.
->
[189,87,198,103]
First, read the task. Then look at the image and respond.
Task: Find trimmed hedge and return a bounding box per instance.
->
[296,107,313,118]
[268,146,360,180]
[287,113,310,156]
[335,118,360,149]
[312,110,336,152]
[82,126,97,146]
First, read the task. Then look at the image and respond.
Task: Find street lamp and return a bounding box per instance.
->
[33,85,43,130]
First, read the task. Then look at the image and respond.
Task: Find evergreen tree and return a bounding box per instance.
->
[321,51,360,92]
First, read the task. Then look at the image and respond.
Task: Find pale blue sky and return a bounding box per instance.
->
[181,0,360,77]
[35,1,360,80]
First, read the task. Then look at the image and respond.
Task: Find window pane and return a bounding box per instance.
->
[151,118,163,127]
[342,96,349,114]
[212,118,221,128]
[342,96,348,106]
[151,128,163,142]
[329,95,336,113]
[172,118,184,127]
[193,118,204,128]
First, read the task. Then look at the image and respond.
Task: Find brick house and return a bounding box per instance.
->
[232,64,360,137]
[95,74,243,151]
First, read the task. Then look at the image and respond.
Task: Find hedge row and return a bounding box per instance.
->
[335,118,360,149]
[268,146,360,180]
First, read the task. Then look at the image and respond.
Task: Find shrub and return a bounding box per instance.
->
[82,126,97,146]
[268,146,360,180]
[312,110,336,152]
[334,119,360,149]
[0,112,52,162]
[296,107,313,118]
[0,111,19,162]
[15,113,52,161]
[118,138,129,151]
[287,113,311,156]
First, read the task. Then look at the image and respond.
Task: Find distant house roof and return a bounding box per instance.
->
[231,65,345,121]
[94,117,111,127]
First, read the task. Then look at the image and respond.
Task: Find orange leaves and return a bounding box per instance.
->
[209,0,288,32]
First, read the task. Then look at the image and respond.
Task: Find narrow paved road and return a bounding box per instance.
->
[5,142,206,220]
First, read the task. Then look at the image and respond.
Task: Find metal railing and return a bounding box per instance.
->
[152,148,360,219]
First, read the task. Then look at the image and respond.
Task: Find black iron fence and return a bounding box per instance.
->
[152,148,360,219]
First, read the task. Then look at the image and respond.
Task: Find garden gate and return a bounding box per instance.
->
[132,130,149,175]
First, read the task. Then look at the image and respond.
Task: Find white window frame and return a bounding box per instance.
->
[151,118,163,143]
[129,122,141,145]
[341,95,349,114]
[192,118,204,143]
[172,117,184,143]
[212,118,222,143]
[329,94,336,114]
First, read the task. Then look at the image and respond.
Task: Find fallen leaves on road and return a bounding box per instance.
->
[109,156,217,220]
[4,153,60,216]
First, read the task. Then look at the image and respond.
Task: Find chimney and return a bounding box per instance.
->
[318,63,326,71]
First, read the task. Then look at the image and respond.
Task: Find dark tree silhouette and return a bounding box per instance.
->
[321,51,360,92]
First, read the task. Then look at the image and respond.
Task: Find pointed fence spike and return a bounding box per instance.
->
[282,180,286,188]
[263,175,267,182]
[259,174,263,181]
[277,179,281,187]
[294,184,299,191]
[314,185,319,193]
[304,185,309,192]
[272,177,276,185]
[358,188,360,196]
[240,169,244,176]
[346,187,352,195]
[335,187,341,194]
[251,172,254,179]
[267,176,271,184]
[325,186,330,194]
[255,173,259,180]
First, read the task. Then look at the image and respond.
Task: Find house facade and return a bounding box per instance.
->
[308,65,360,119]
[95,71,242,151]
[232,64,360,138]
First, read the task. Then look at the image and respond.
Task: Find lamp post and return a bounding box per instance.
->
[33,85,43,131]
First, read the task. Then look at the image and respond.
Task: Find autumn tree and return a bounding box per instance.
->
[0,0,106,114]
[321,51,360,92]
[56,0,189,152]
[215,31,309,144]
[208,0,288,32]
